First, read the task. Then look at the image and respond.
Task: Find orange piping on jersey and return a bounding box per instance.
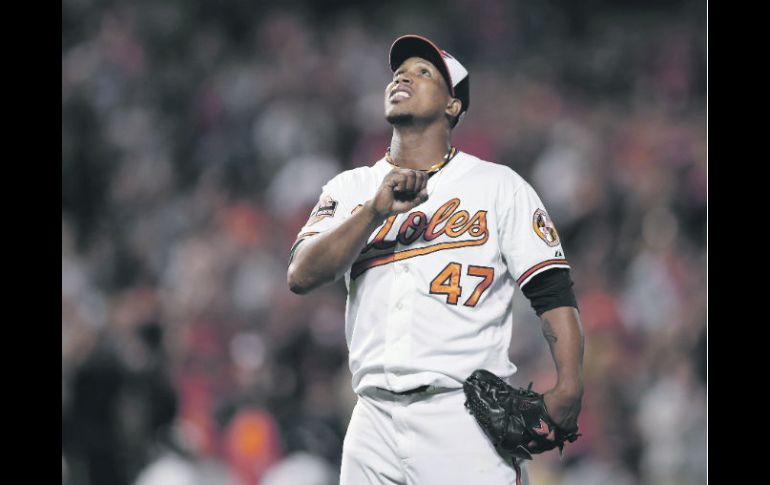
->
[350,231,489,279]
[516,259,570,287]
[296,231,320,240]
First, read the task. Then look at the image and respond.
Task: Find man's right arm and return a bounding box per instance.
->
[287,168,429,294]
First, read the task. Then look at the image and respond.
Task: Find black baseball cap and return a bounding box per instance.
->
[389,35,470,126]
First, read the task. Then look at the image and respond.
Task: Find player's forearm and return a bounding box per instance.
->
[540,306,585,396]
[288,201,386,294]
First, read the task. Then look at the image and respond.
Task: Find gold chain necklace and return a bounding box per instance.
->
[385,146,458,176]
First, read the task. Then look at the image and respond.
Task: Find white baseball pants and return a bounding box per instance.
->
[340,387,526,485]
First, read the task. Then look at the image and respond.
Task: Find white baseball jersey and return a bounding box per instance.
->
[293,150,570,395]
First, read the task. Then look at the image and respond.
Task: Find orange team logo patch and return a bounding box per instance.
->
[306,194,338,226]
[533,209,560,247]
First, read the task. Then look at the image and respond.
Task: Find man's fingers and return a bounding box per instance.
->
[404,170,417,193]
[387,170,429,204]
[416,171,428,191]
[389,172,407,192]
[391,170,419,193]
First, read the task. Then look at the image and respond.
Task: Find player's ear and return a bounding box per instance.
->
[445,98,462,118]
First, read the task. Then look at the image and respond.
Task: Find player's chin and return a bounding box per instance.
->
[385,109,416,126]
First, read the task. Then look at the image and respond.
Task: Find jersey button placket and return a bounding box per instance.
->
[383,264,415,386]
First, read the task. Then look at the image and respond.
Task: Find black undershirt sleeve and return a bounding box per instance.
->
[520,268,579,317]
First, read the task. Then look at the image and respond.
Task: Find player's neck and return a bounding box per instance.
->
[389,124,452,171]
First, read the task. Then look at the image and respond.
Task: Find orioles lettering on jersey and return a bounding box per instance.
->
[351,198,489,279]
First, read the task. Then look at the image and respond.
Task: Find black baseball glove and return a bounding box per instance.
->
[463,369,581,460]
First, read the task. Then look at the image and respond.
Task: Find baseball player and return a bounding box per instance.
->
[287,35,584,485]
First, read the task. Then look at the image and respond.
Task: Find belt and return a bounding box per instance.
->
[377,385,430,396]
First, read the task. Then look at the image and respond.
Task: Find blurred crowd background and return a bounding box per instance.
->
[62,0,707,484]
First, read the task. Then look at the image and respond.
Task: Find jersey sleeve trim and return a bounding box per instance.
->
[516,259,570,288]
[288,232,321,266]
[296,231,320,240]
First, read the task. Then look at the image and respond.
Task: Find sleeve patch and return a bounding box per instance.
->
[306,194,338,226]
[533,208,561,247]
[315,195,338,217]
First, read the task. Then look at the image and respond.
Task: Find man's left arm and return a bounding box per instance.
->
[520,268,584,430]
[540,306,584,430]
